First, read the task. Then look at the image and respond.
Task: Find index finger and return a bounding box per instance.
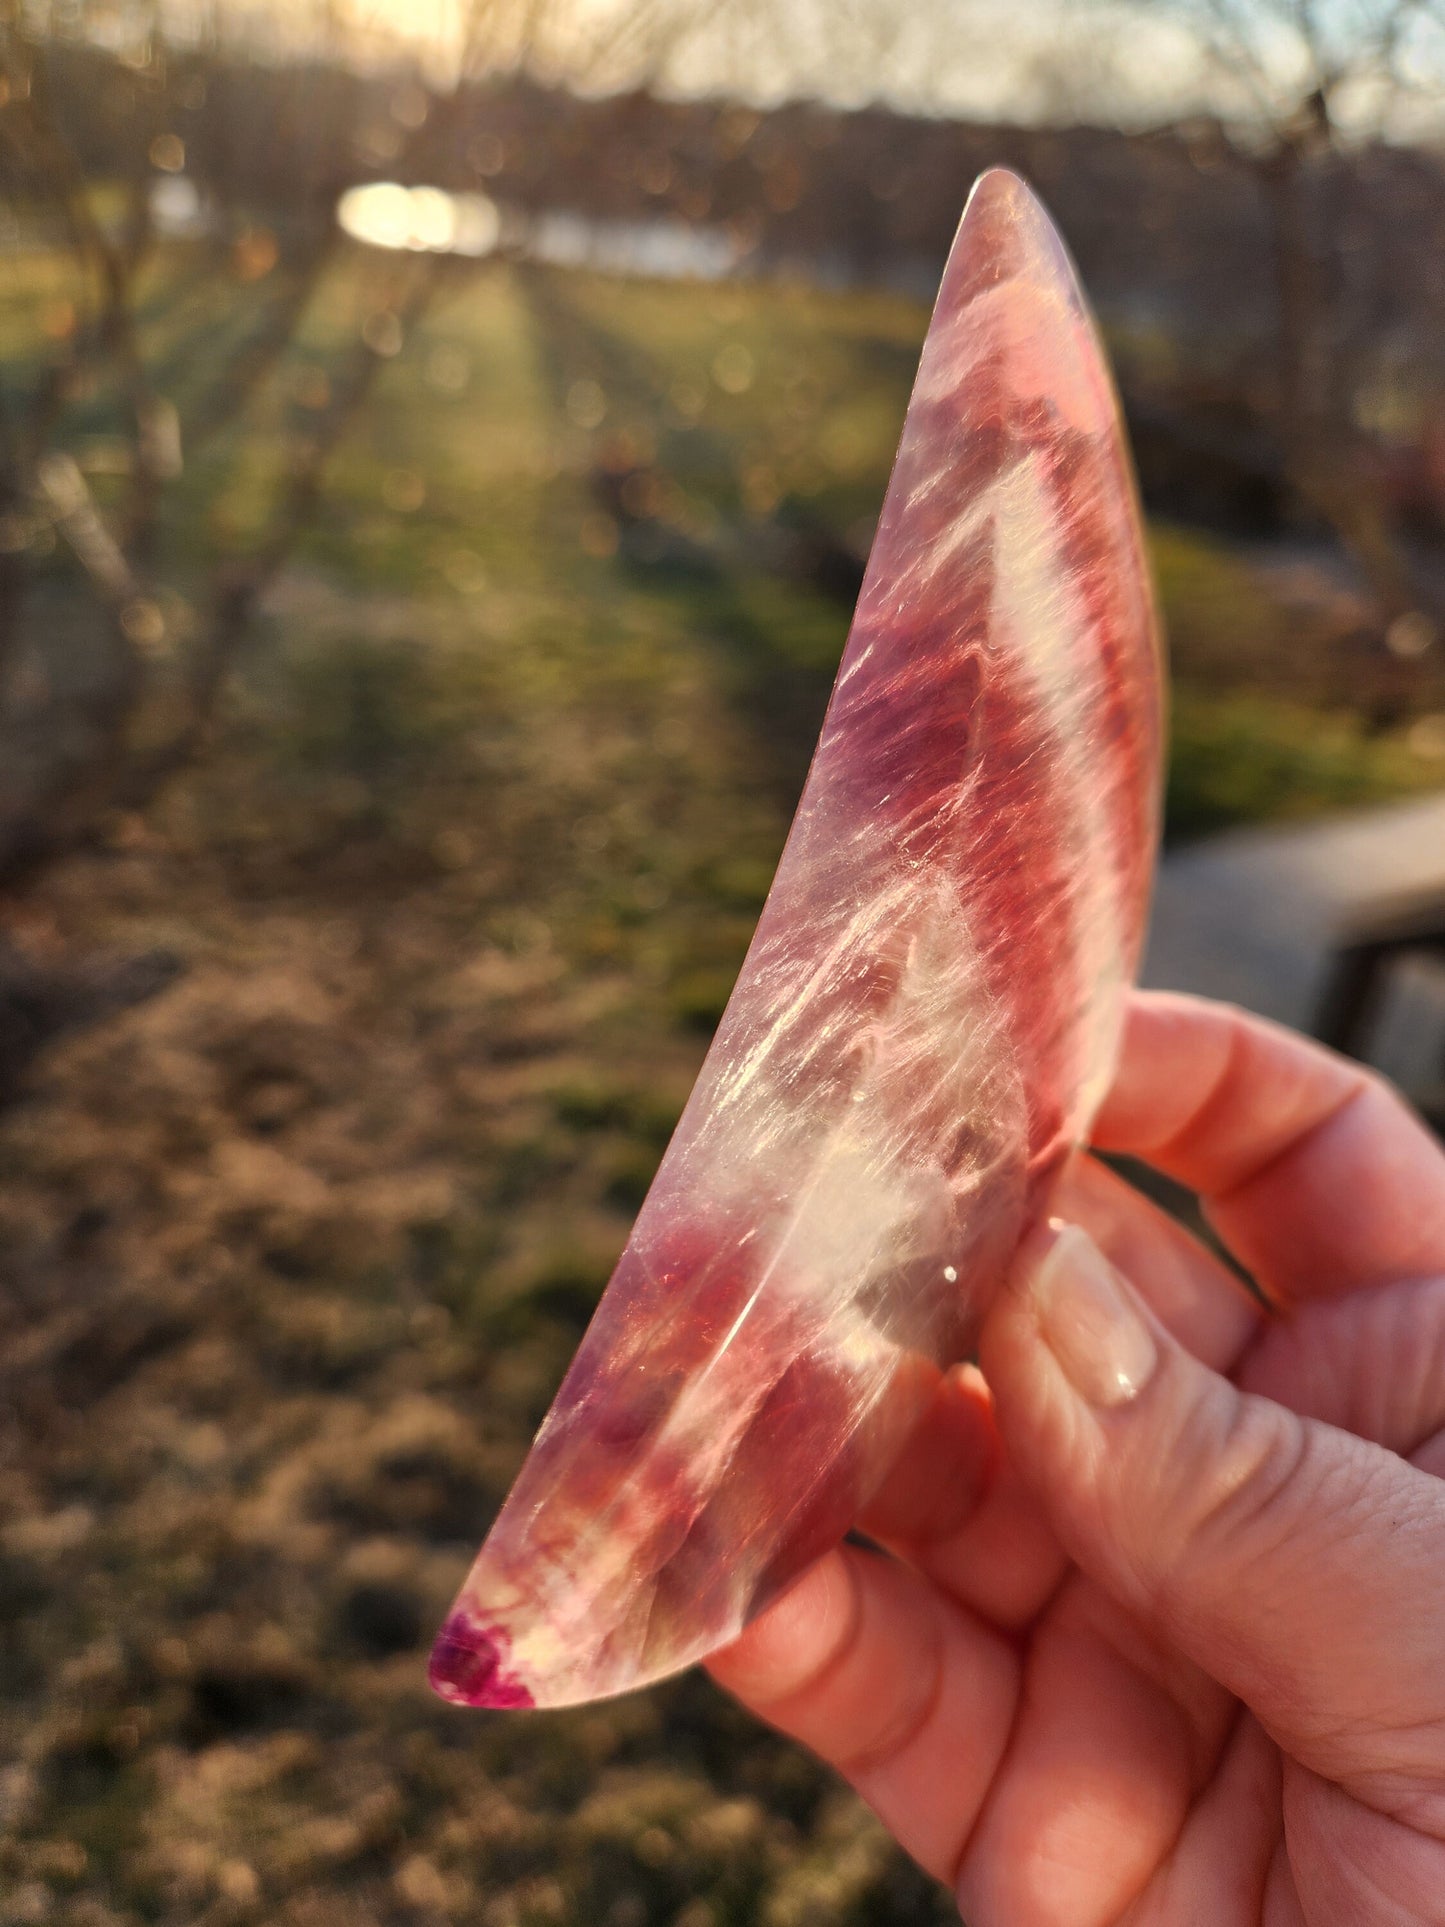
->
[707,1542,1020,1889]
[1093,991,1445,1303]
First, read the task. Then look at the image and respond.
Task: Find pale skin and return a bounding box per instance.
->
[708,991,1445,1926]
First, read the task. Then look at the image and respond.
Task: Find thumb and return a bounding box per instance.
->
[979,1220,1445,1807]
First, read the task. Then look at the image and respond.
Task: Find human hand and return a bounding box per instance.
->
[708,991,1445,1924]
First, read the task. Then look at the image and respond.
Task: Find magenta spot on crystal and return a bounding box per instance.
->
[428,1612,534,1709]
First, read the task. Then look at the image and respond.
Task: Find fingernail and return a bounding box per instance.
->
[1027,1222,1158,1407]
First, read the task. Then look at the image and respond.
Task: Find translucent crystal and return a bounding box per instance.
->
[431,169,1164,1711]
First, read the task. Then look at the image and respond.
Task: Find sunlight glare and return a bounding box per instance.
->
[338,183,501,255]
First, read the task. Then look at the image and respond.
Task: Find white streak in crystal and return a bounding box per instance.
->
[860,440,1127,1127]
[984,454,1126,1119]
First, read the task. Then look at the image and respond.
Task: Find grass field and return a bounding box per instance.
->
[1,243,1442,1926]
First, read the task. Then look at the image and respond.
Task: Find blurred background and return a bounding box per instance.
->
[3,1,1445,1922]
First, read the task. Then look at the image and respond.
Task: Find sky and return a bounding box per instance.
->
[75,0,1445,133]
[265,0,1226,120]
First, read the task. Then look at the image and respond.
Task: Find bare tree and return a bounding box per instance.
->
[0,0,524,900]
[1174,5,1445,635]
[1026,0,1445,675]
[0,0,539,1086]
[800,0,1445,677]
[0,0,774,916]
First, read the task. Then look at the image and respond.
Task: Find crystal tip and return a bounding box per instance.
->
[428,1611,535,1710]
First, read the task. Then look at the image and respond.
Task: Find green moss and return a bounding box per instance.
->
[600,1145,660,1214]
[1149,522,1284,681]
[518,1249,612,1330]
[668,966,739,1037]
[550,1078,635,1132]
[1167,687,1440,841]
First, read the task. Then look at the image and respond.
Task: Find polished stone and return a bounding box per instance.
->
[431,168,1164,1711]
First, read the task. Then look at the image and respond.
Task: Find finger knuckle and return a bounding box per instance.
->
[1157,1394,1313,1626]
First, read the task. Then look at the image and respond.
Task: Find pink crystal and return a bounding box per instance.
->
[431,169,1163,1710]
